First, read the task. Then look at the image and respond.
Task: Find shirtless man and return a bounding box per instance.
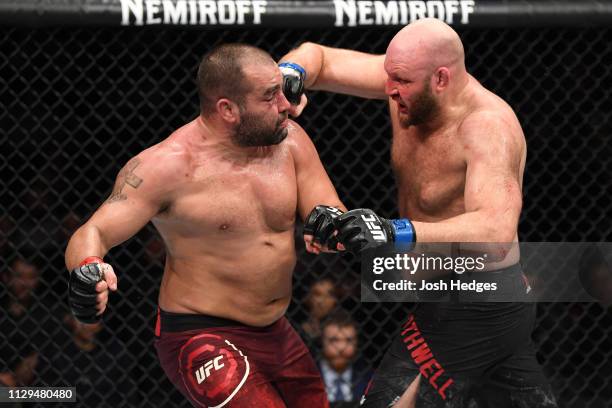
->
[280,18,557,407]
[65,44,346,408]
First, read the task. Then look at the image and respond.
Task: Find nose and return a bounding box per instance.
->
[278,91,291,113]
[385,78,398,97]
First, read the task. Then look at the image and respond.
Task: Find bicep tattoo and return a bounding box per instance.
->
[106,158,143,204]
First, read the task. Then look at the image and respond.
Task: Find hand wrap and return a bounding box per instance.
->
[334,208,416,252]
[304,205,344,250]
[69,261,104,324]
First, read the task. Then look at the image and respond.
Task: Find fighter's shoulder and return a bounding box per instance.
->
[284,119,317,157]
[458,107,523,148]
[128,134,191,184]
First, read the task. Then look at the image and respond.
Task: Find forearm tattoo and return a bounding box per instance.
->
[106,158,143,204]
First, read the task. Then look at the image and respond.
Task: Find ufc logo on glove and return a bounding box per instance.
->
[362,214,386,241]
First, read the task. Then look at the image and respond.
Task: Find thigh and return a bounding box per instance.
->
[274,351,328,408]
[467,382,558,408]
[361,314,475,408]
[162,331,286,407]
[360,329,422,408]
[481,345,558,408]
[273,321,329,408]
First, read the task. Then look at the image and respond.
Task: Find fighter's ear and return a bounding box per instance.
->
[433,67,450,92]
[216,98,240,124]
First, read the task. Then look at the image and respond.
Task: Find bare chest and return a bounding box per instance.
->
[391,130,466,219]
[158,151,297,235]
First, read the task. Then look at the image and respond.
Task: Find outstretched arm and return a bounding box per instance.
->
[280,42,387,100]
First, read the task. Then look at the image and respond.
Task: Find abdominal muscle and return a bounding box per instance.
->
[158,230,296,327]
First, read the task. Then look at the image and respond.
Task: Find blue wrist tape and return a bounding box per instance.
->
[278,62,307,80]
[391,219,416,244]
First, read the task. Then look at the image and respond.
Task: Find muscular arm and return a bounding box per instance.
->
[413,113,524,243]
[65,148,179,269]
[281,42,387,100]
[287,121,346,220]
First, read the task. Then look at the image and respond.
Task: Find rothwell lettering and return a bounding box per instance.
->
[401,315,454,399]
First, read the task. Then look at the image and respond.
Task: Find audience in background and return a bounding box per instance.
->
[301,277,338,349]
[318,311,371,407]
[37,314,137,405]
[0,256,42,387]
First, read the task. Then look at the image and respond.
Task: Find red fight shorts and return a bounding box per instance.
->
[154,308,329,408]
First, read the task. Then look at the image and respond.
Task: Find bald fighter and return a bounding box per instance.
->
[65,44,346,408]
[280,19,557,408]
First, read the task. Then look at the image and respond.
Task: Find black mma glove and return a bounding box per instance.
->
[304,205,344,249]
[69,261,104,324]
[279,62,306,104]
[334,208,416,252]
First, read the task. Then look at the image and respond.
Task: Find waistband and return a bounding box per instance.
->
[156,308,247,334]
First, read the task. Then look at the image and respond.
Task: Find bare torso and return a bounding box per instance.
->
[153,119,298,326]
[389,76,526,268]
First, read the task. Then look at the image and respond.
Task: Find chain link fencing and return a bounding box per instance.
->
[1,25,611,407]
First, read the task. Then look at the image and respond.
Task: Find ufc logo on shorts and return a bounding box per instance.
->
[195,355,225,384]
[361,214,386,241]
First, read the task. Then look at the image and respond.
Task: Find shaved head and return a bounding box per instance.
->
[384,19,467,128]
[387,18,465,76]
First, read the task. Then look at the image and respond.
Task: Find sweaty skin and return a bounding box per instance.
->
[282,18,525,268]
[66,62,345,327]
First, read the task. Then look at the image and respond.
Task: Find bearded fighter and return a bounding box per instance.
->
[66,43,346,408]
[280,18,557,408]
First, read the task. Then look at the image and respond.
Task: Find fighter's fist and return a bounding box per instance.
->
[304,205,344,253]
[334,209,416,252]
[288,93,308,118]
[69,260,118,324]
[279,62,306,106]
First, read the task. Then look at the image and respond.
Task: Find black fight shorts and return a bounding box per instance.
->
[361,264,558,408]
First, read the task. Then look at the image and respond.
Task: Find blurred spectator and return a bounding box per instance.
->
[578,245,612,306]
[301,277,338,346]
[0,256,42,387]
[37,314,138,406]
[2,258,40,316]
[58,211,82,242]
[318,311,371,407]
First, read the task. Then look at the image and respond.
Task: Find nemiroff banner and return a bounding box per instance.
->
[361,242,612,303]
[118,0,476,27]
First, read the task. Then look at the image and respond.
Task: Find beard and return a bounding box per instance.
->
[399,80,439,128]
[326,355,352,373]
[232,108,288,147]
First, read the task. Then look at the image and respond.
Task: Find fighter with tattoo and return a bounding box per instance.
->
[65,44,345,407]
